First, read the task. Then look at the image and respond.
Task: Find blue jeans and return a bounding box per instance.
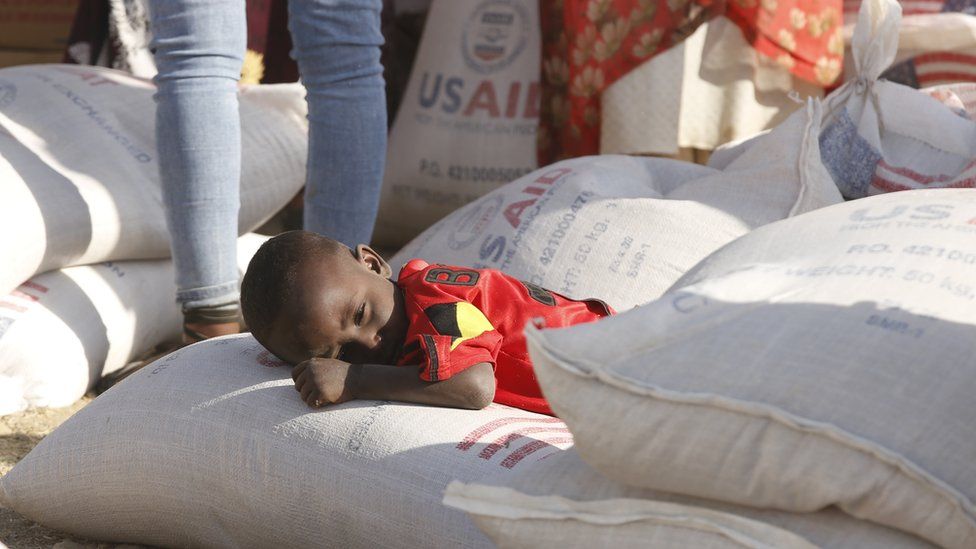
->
[149,0,386,309]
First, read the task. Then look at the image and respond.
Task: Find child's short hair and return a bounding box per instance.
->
[240,230,346,337]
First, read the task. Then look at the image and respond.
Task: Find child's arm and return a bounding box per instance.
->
[292,358,496,410]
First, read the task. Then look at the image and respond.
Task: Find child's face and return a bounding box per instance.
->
[265,245,408,366]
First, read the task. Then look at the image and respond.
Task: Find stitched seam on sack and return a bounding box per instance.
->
[590,364,976,529]
[530,330,976,529]
[445,486,797,549]
[788,100,817,217]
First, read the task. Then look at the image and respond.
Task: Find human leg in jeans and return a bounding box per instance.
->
[288,0,387,248]
[149,0,245,341]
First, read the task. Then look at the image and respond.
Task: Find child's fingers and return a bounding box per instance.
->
[293,368,308,391]
[304,389,324,408]
[292,362,307,383]
[300,381,316,403]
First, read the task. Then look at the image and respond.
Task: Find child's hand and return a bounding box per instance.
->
[292,358,357,408]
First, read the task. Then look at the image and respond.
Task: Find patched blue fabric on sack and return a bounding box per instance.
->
[819,108,882,199]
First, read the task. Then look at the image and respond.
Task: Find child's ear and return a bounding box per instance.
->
[355,244,392,278]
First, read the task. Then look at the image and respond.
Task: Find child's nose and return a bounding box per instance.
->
[357,328,382,349]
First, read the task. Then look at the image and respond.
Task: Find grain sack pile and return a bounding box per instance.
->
[0,234,268,416]
[711,0,976,200]
[375,0,540,247]
[0,334,572,548]
[526,188,976,548]
[392,97,843,311]
[0,64,309,298]
[445,449,933,548]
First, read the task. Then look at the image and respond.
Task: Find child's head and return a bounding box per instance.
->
[241,230,408,366]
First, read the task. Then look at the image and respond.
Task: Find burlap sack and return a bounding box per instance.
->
[0,64,308,297]
[0,234,267,416]
[0,334,571,548]
[392,97,842,311]
[445,450,933,548]
[374,0,540,247]
[527,189,976,548]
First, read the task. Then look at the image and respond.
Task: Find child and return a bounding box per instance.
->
[240,231,613,415]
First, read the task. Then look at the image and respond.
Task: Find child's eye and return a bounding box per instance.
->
[355,302,366,326]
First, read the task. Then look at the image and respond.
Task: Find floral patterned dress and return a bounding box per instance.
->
[539,0,844,163]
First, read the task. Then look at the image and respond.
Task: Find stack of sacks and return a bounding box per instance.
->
[0,334,572,548]
[841,0,976,87]
[712,0,976,200]
[600,18,823,158]
[498,188,975,548]
[0,234,268,416]
[446,450,933,547]
[392,97,842,312]
[375,0,541,247]
[0,64,310,297]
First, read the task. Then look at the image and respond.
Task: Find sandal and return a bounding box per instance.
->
[181,302,242,344]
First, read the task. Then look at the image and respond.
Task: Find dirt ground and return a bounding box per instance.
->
[0,397,140,549]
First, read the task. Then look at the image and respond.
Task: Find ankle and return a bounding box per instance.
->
[182,302,242,344]
[182,320,240,344]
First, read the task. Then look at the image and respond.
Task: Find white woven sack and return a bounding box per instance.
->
[392,103,842,311]
[374,0,540,247]
[714,0,976,199]
[0,234,268,416]
[445,450,933,548]
[527,188,976,548]
[0,334,572,548]
[0,64,309,297]
[822,0,976,198]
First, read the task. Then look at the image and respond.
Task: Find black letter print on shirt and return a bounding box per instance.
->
[520,280,556,306]
[425,266,480,286]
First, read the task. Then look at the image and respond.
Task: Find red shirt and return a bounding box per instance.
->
[395,259,614,415]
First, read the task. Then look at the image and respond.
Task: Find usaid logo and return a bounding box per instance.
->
[462,0,529,74]
[0,80,16,109]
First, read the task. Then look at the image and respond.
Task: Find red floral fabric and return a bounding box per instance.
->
[539,0,844,164]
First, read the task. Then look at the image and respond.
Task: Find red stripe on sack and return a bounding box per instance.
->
[878,160,953,185]
[870,175,913,193]
[918,72,976,86]
[20,281,48,293]
[875,172,976,192]
[10,290,39,302]
[456,417,566,451]
[845,0,942,14]
[945,178,976,188]
[901,0,945,16]
[500,437,574,469]
[915,52,976,65]
[478,426,572,460]
[0,301,27,313]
